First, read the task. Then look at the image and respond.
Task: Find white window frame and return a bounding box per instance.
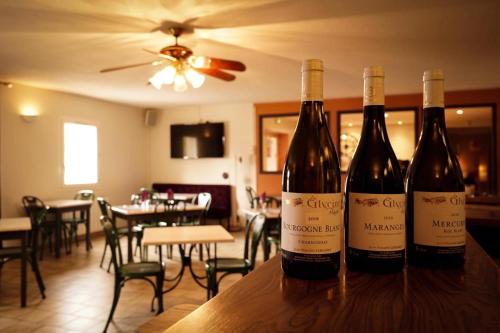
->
[62,120,99,186]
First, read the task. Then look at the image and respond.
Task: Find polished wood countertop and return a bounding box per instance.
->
[167,234,500,333]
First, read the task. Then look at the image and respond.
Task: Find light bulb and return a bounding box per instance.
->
[160,65,176,85]
[148,65,177,89]
[185,69,205,88]
[173,74,188,92]
[149,72,163,90]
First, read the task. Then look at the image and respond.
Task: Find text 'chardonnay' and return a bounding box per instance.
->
[344,66,405,273]
[281,59,342,279]
[406,69,466,267]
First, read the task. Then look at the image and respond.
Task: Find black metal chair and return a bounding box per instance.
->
[0,196,47,299]
[22,196,54,261]
[63,190,95,252]
[97,197,144,269]
[245,186,260,209]
[101,216,164,333]
[205,214,266,299]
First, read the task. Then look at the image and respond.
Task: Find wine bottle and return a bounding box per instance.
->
[281,59,342,279]
[406,69,465,267]
[344,66,405,273]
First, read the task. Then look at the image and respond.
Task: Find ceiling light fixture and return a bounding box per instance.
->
[348,122,353,127]
[397,120,403,125]
[149,60,205,92]
[20,105,39,123]
[384,113,389,118]
[456,109,464,115]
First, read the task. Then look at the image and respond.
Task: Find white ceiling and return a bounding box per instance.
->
[0,0,499,108]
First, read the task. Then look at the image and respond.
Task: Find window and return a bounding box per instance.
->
[64,122,98,185]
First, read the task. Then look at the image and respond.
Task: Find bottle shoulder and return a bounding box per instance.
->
[406,132,464,192]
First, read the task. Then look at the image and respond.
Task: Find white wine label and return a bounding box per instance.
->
[348,193,405,251]
[423,79,444,108]
[363,76,384,106]
[281,192,342,254]
[413,191,465,247]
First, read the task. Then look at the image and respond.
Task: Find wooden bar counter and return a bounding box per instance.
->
[167,234,500,333]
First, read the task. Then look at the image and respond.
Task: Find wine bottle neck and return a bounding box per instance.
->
[298,101,326,124]
[363,76,384,106]
[301,68,323,101]
[422,107,447,130]
[423,77,444,108]
[362,105,387,125]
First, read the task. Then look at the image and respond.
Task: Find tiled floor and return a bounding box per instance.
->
[0,227,264,332]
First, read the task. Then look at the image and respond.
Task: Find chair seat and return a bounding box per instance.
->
[116,226,142,235]
[205,258,250,272]
[120,262,163,277]
[0,246,33,258]
[61,217,87,224]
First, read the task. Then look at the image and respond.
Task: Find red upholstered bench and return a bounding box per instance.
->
[152,183,232,228]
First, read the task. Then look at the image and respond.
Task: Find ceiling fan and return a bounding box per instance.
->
[99,27,246,92]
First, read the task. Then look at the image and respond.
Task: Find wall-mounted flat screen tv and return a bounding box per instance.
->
[171,122,225,158]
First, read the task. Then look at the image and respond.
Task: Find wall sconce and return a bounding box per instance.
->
[0,81,13,88]
[20,105,39,123]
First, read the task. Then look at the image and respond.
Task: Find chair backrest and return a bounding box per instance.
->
[197,192,212,211]
[21,196,48,250]
[243,214,266,270]
[245,186,257,205]
[74,190,95,201]
[101,216,123,274]
[97,197,112,218]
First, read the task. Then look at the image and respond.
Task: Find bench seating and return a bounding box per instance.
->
[152,183,232,227]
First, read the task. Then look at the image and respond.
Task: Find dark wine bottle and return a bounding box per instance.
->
[344,66,405,273]
[406,69,465,267]
[281,59,342,279]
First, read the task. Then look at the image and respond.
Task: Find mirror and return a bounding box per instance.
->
[445,105,496,194]
[259,112,330,173]
[260,113,298,173]
[337,108,418,173]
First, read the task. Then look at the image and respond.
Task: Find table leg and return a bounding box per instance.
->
[55,210,62,258]
[85,207,92,251]
[262,222,270,261]
[21,231,27,307]
[127,218,133,263]
[162,245,187,294]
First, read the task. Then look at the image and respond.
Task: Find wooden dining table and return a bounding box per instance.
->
[45,200,92,258]
[0,217,31,307]
[111,203,205,262]
[166,233,500,332]
[142,225,234,294]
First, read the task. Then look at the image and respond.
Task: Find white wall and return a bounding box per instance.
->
[0,84,149,234]
[149,103,256,226]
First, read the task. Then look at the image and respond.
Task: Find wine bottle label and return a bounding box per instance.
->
[281,192,342,254]
[423,79,444,108]
[348,193,405,251]
[413,191,466,246]
[301,69,323,101]
[363,76,384,106]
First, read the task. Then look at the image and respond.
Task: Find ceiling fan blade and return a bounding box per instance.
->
[208,58,246,71]
[100,61,161,73]
[195,68,236,81]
